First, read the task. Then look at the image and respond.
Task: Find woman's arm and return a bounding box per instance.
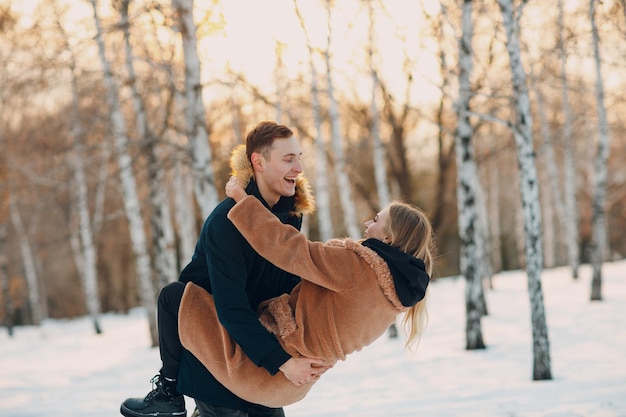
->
[226,181,358,292]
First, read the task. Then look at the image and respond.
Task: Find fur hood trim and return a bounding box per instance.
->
[326,238,407,311]
[229,144,315,216]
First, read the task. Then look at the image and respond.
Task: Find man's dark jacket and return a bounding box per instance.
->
[176,145,315,412]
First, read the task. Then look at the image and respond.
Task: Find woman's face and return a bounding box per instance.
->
[363,207,390,241]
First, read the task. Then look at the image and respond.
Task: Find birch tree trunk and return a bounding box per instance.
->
[89,0,158,346]
[367,1,390,208]
[380,67,414,203]
[532,81,563,268]
[498,0,552,380]
[474,178,492,313]
[324,0,361,239]
[0,221,12,336]
[431,4,454,231]
[173,161,197,267]
[172,0,218,217]
[8,190,45,325]
[0,167,13,336]
[274,41,285,124]
[170,77,198,265]
[57,7,103,334]
[589,0,611,301]
[487,151,503,274]
[120,1,177,289]
[294,0,333,242]
[455,0,485,350]
[70,109,102,334]
[539,168,556,268]
[558,0,580,279]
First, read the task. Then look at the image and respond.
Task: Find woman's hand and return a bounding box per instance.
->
[225,176,248,202]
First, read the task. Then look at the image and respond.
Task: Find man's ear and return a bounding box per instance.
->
[250,152,264,172]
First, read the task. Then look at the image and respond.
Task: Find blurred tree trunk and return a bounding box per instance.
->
[498,0,552,381]
[8,188,45,325]
[379,65,414,203]
[558,0,580,279]
[274,41,286,125]
[119,0,177,289]
[323,0,361,239]
[89,0,158,346]
[367,0,395,338]
[589,0,611,301]
[173,160,196,268]
[54,5,102,335]
[294,0,333,241]
[455,0,485,350]
[367,1,390,209]
[532,79,562,269]
[431,5,454,231]
[1,158,13,336]
[172,0,219,218]
[486,146,503,274]
[169,74,197,265]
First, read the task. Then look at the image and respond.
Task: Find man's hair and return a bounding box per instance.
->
[245,121,294,162]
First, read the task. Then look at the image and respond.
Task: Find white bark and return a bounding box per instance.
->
[498,0,551,380]
[474,176,492,299]
[92,142,111,236]
[173,161,197,267]
[367,1,390,208]
[539,167,556,268]
[71,135,102,333]
[58,7,102,333]
[172,0,219,217]
[487,150,503,273]
[532,82,561,268]
[89,0,158,346]
[8,191,44,325]
[274,41,285,124]
[324,0,361,239]
[455,0,485,350]
[558,0,580,279]
[589,0,611,301]
[1,183,14,335]
[294,0,333,242]
[120,3,178,288]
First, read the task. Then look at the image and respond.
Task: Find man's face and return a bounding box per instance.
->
[253,136,303,206]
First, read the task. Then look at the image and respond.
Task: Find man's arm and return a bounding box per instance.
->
[204,215,328,384]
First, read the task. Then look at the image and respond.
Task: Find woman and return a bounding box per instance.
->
[178,177,435,408]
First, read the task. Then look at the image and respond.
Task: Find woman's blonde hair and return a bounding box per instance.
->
[385,201,436,350]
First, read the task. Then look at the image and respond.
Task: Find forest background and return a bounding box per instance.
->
[0,0,624,352]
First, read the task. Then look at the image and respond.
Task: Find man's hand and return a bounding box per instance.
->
[279,357,333,387]
[225,176,248,202]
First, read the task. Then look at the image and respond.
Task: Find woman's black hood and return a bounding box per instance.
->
[362,238,430,307]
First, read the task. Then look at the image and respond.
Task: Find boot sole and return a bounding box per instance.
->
[120,404,186,417]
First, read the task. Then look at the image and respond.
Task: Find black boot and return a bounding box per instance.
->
[120,374,186,417]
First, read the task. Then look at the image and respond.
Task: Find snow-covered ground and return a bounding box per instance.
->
[1,261,625,417]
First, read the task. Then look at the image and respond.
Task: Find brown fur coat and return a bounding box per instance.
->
[178,147,413,407]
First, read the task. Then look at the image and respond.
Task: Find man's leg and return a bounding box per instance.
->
[194,400,248,417]
[158,281,186,380]
[120,282,187,417]
[245,403,285,417]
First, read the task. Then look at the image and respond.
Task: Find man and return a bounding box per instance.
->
[120,121,325,417]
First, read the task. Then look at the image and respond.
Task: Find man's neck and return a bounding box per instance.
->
[254,177,279,208]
